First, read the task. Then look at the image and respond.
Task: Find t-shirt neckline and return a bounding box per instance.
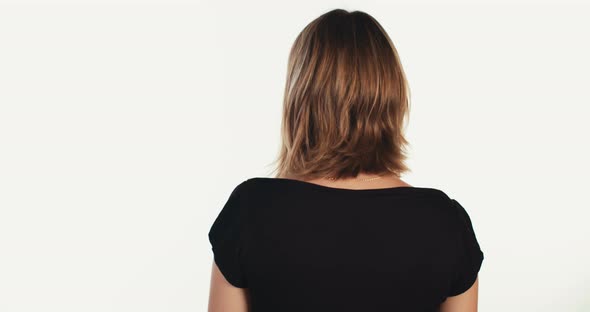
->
[252,177,428,194]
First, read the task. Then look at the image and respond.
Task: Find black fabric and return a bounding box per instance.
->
[208,180,249,288]
[208,177,484,311]
[447,199,485,296]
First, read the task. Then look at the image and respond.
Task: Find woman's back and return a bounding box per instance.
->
[208,177,484,311]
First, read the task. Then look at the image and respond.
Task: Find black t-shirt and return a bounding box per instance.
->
[208,177,484,311]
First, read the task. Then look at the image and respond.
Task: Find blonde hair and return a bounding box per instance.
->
[270,9,412,180]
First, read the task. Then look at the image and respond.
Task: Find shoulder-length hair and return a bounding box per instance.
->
[270,9,412,180]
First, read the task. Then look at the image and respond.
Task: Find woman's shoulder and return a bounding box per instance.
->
[239,177,471,225]
[231,177,472,229]
[241,176,453,201]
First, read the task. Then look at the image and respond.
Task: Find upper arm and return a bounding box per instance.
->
[440,275,479,312]
[208,260,250,312]
[207,180,251,311]
[440,198,484,311]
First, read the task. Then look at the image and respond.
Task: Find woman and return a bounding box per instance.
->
[208,8,484,312]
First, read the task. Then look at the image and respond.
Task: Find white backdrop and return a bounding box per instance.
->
[0,1,589,311]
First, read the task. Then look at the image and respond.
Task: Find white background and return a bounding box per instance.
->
[1,1,589,311]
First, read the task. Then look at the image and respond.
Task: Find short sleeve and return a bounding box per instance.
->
[447,198,484,297]
[208,181,249,288]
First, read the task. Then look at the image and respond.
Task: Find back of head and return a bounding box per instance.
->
[272,9,412,180]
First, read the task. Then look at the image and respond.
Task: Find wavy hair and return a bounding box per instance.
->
[270,9,412,180]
